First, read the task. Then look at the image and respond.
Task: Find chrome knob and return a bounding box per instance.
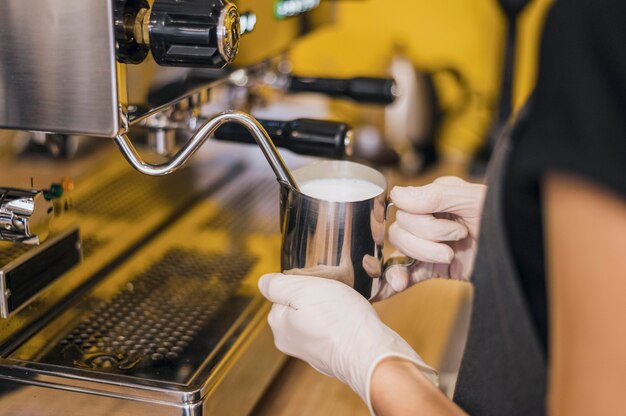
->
[0,188,53,245]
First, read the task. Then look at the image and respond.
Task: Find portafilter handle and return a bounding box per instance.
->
[288,76,399,105]
[115,111,299,190]
[213,118,354,160]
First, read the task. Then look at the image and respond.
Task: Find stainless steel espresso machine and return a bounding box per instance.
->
[0,1,398,414]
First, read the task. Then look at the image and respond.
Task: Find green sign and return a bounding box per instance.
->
[274,0,321,20]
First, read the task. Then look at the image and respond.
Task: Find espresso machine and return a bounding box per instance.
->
[0,1,399,414]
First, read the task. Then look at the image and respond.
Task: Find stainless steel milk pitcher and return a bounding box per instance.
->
[279,160,414,300]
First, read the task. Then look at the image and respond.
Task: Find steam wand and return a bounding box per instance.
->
[114,111,299,190]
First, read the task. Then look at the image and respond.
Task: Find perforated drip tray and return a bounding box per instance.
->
[9,247,259,387]
[72,168,198,220]
[80,235,108,259]
[0,168,283,411]
[201,176,279,235]
[0,244,31,266]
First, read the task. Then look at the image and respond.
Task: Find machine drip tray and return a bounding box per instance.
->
[38,248,257,384]
[4,245,261,392]
[0,172,284,415]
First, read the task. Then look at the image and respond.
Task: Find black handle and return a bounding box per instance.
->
[288,76,398,105]
[149,0,240,68]
[214,118,353,159]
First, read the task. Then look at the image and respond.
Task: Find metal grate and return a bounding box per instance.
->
[45,247,257,380]
[202,177,279,235]
[81,235,107,259]
[72,168,196,220]
[0,243,33,267]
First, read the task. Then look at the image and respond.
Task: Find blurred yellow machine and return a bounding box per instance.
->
[289,0,553,159]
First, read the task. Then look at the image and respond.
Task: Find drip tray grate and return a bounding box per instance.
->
[202,177,279,235]
[39,247,257,383]
[0,244,32,267]
[72,168,196,220]
[80,235,108,259]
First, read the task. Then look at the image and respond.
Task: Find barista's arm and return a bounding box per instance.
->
[371,172,626,416]
[371,357,466,415]
[544,173,626,415]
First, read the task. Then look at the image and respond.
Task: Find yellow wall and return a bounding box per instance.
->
[289,0,552,160]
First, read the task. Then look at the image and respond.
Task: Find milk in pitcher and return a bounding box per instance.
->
[299,178,384,202]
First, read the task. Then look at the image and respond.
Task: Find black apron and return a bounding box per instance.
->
[452,125,547,415]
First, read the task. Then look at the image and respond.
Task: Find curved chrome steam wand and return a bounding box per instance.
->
[114,110,298,189]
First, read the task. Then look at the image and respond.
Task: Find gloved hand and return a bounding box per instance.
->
[377,176,486,301]
[258,273,438,413]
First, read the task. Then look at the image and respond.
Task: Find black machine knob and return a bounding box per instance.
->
[288,76,398,105]
[148,0,240,68]
[114,0,240,67]
[214,118,354,160]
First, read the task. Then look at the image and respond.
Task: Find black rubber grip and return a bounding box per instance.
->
[288,76,397,105]
[214,118,352,159]
[149,0,234,68]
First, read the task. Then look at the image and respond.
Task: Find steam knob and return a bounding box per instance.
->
[148,0,240,68]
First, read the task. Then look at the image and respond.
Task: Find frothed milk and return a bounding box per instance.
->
[299,178,384,202]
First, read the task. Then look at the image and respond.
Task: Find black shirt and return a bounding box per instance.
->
[454,3,626,413]
[504,0,626,351]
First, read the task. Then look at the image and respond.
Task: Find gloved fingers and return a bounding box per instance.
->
[258,273,306,309]
[267,303,295,354]
[384,264,410,292]
[260,273,355,309]
[385,259,438,289]
[390,180,484,216]
[370,261,409,302]
[362,254,382,278]
[370,282,399,302]
[396,210,468,242]
[307,362,335,378]
[389,222,454,264]
[267,303,290,332]
[433,176,469,186]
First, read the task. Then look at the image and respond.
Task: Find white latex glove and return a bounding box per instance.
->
[258,273,438,413]
[378,176,486,300]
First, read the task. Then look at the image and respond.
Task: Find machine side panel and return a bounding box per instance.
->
[0,0,121,137]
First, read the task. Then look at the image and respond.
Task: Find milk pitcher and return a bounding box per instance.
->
[279,160,414,300]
